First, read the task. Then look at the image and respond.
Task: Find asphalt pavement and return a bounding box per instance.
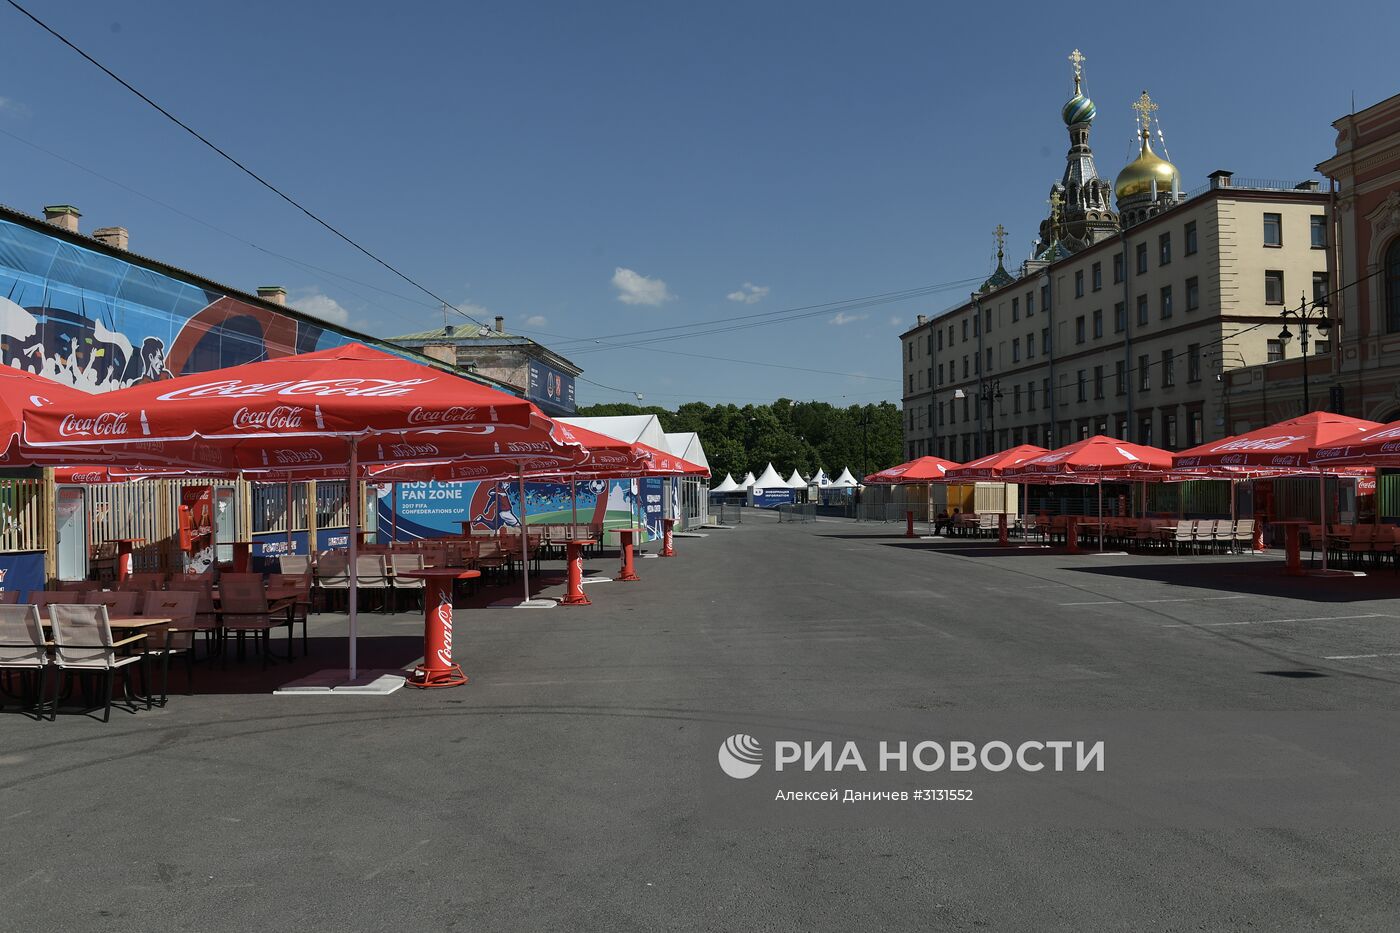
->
[3,512,1399,931]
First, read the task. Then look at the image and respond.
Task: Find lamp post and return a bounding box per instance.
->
[1277,292,1333,413]
[979,379,1003,454]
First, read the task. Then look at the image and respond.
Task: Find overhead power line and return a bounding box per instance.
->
[4,0,488,329]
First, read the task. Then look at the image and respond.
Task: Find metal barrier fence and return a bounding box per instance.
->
[716,502,743,525]
[776,503,816,523]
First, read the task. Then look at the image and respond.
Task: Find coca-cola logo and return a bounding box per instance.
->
[232,406,304,430]
[272,449,323,465]
[1219,454,1247,465]
[1212,435,1304,452]
[451,465,491,478]
[59,412,130,438]
[504,441,550,453]
[405,406,480,425]
[68,471,104,483]
[434,595,454,666]
[157,377,432,401]
[388,443,440,458]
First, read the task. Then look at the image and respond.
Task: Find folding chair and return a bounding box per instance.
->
[49,604,149,722]
[0,605,50,719]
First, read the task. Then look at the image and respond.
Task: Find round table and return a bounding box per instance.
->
[557,538,598,605]
[661,518,675,557]
[610,528,642,582]
[106,538,145,582]
[399,568,482,688]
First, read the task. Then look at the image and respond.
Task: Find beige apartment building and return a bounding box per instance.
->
[899,56,1329,462]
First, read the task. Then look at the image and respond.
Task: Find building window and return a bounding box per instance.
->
[1092,262,1102,292]
[1113,252,1124,284]
[1026,332,1035,359]
[1186,276,1200,311]
[1041,284,1051,313]
[1076,370,1087,403]
[1011,297,1020,321]
[1185,220,1197,256]
[1161,349,1175,387]
[908,374,914,393]
[1093,365,1105,399]
[1263,212,1282,247]
[937,330,943,351]
[1136,294,1149,326]
[927,367,933,387]
[1311,215,1327,249]
[1075,315,1086,344]
[1265,270,1285,305]
[948,324,954,346]
[1011,338,1020,363]
[1028,381,1036,411]
[907,342,913,361]
[1159,232,1171,265]
[1074,270,1084,298]
[1026,291,1035,315]
[984,308,992,333]
[975,354,981,375]
[937,363,944,385]
[1188,409,1203,446]
[948,400,955,425]
[1314,340,1330,356]
[984,348,992,371]
[1313,271,1328,306]
[1138,354,1150,392]
[1041,328,1050,355]
[962,396,969,421]
[1163,412,1179,449]
[1160,285,1173,319]
[1266,339,1284,362]
[1043,378,1051,409]
[1187,344,1201,382]
[1139,417,1153,447]
[1115,360,1126,395]
[1013,384,1022,413]
[1136,242,1148,274]
[1092,308,1103,339]
[1114,302,1126,333]
[962,356,969,379]
[1388,238,1400,332]
[962,319,968,341]
[973,315,980,337]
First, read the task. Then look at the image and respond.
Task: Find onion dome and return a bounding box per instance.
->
[1062,92,1096,126]
[1114,131,1179,201]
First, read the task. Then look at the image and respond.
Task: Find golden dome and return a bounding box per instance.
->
[1115,131,1179,201]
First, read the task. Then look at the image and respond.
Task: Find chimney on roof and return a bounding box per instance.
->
[43,204,80,233]
[92,226,129,251]
[257,286,287,306]
[443,324,455,337]
[494,315,505,333]
[1295,180,1321,191]
[916,314,927,326]
[1208,170,1233,189]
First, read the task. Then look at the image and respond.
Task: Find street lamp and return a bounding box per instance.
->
[1276,292,1333,413]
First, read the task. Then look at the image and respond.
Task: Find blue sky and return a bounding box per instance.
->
[0,0,1394,406]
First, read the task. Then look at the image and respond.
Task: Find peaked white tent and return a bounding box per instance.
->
[738,471,757,490]
[829,467,859,489]
[561,414,670,452]
[663,432,710,472]
[785,469,807,489]
[752,463,786,491]
[710,473,739,493]
[813,468,830,487]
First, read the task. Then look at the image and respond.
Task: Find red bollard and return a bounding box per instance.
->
[998,512,1008,546]
[616,529,641,582]
[661,518,675,557]
[906,511,915,538]
[404,569,479,688]
[1066,516,1081,554]
[560,539,593,605]
[1253,521,1266,552]
[1283,524,1304,577]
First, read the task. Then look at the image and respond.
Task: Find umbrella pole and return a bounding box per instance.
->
[518,468,531,603]
[571,479,578,528]
[286,480,295,555]
[1319,469,1328,574]
[392,482,399,543]
[1098,478,1104,552]
[1230,478,1237,553]
[347,438,360,681]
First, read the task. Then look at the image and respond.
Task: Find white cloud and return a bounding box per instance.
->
[0,97,28,116]
[294,292,351,326]
[829,311,868,326]
[888,315,904,327]
[726,282,769,304]
[612,267,674,307]
[524,314,549,327]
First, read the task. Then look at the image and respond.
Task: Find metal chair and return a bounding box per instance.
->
[139,590,203,704]
[48,604,149,722]
[216,576,277,669]
[388,554,425,612]
[265,574,311,657]
[82,590,140,616]
[0,605,50,719]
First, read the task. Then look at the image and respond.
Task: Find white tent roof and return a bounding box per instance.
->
[752,463,786,491]
[738,471,757,489]
[814,469,830,486]
[829,467,859,488]
[785,469,807,489]
[710,473,738,493]
[561,414,669,452]
[663,432,710,471]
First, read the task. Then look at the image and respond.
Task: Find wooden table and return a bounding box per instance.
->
[398,568,482,688]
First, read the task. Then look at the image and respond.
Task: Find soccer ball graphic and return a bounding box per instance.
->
[585,479,608,497]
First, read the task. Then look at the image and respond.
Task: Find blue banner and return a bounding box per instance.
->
[0,550,46,601]
[751,488,795,509]
[375,478,650,541]
[526,359,576,415]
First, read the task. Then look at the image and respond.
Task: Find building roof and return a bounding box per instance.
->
[390,324,582,375]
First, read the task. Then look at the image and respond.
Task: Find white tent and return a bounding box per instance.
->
[663,432,710,472]
[829,467,859,488]
[785,469,807,489]
[738,471,757,489]
[813,469,830,486]
[752,463,786,491]
[561,414,670,453]
[710,473,738,493]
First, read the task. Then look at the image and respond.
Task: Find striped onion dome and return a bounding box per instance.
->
[1062,92,1096,126]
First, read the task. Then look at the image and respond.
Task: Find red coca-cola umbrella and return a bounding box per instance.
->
[864,456,962,485]
[24,343,585,680]
[942,445,1049,482]
[1310,419,1400,469]
[0,367,107,465]
[1174,412,1380,475]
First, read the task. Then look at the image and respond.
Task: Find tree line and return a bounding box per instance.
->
[574,400,904,483]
